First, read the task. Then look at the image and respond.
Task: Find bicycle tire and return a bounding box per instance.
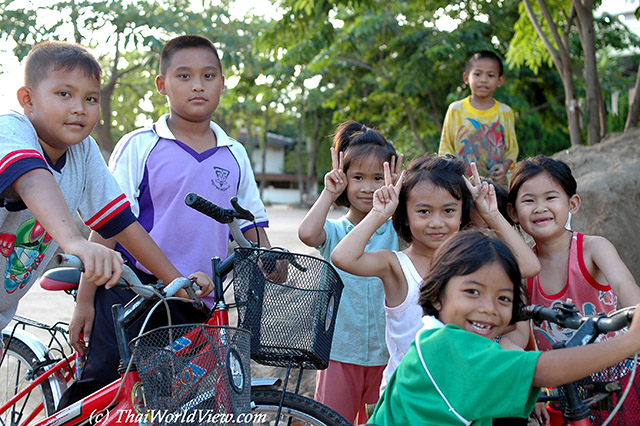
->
[1,335,58,426]
[251,389,351,426]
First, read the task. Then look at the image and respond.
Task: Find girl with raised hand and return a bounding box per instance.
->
[298,120,401,424]
[368,229,640,426]
[332,154,539,393]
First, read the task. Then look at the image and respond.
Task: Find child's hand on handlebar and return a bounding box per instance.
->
[187,271,214,298]
[66,239,124,287]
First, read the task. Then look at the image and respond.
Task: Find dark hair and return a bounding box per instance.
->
[465,49,504,77]
[331,120,398,208]
[24,41,101,88]
[392,155,471,243]
[508,156,577,206]
[419,229,524,324]
[469,178,512,226]
[160,35,221,75]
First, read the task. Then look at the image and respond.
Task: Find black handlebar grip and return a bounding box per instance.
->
[230,197,255,222]
[185,193,232,223]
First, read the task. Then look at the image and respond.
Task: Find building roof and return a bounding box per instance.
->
[236,129,295,147]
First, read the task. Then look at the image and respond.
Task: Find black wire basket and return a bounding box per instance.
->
[130,325,251,425]
[232,247,344,370]
[550,357,640,425]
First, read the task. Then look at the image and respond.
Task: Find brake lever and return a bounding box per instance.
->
[184,276,206,311]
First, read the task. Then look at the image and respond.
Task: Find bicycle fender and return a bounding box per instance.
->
[2,328,68,401]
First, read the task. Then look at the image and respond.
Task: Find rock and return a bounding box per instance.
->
[552,128,640,283]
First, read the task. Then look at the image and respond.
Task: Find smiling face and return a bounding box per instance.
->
[463,57,504,102]
[19,67,101,163]
[405,182,463,253]
[156,47,225,123]
[345,154,386,222]
[435,261,514,340]
[510,172,580,242]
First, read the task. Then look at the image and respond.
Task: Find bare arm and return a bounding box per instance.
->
[113,222,214,298]
[13,169,123,285]
[331,164,407,306]
[466,163,540,278]
[587,235,640,307]
[112,222,181,284]
[243,225,271,248]
[298,148,346,247]
[68,231,117,354]
[499,321,531,351]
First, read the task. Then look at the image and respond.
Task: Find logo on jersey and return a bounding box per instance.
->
[212,167,230,191]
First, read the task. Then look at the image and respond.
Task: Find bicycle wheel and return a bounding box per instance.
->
[0,335,58,426]
[251,389,351,426]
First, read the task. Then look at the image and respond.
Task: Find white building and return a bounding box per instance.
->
[236,129,307,205]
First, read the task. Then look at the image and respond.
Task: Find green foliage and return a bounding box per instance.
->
[517,112,571,158]
[1,0,636,174]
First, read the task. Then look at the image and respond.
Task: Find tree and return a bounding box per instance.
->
[625,6,640,131]
[0,0,273,152]
[508,0,582,146]
[626,62,640,131]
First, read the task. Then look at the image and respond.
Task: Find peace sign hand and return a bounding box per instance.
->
[464,162,498,219]
[324,147,347,199]
[373,161,404,218]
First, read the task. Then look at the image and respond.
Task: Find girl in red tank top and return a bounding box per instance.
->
[508,156,640,426]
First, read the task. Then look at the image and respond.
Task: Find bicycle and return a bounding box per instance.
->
[1,194,351,426]
[523,302,640,426]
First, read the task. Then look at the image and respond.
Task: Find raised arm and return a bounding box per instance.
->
[331,163,407,306]
[298,148,347,247]
[466,163,540,278]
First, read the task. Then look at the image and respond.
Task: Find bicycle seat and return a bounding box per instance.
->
[39,267,81,291]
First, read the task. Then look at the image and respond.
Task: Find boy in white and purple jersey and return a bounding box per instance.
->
[59,34,270,407]
[109,115,268,309]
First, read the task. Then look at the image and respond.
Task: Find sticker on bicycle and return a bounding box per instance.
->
[325,294,336,332]
[174,361,207,393]
[226,348,245,394]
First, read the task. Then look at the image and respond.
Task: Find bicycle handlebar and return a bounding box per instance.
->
[54,253,194,300]
[185,193,253,248]
[185,193,255,223]
[522,304,635,334]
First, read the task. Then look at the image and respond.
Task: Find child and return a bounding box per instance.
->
[298,120,401,424]
[368,229,640,426]
[331,155,539,393]
[438,50,518,184]
[508,155,640,424]
[0,41,211,343]
[59,35,270,407]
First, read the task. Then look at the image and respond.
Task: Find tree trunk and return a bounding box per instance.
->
[402,99,427,153]
[305,114,322,203]
[94,84,115,153]
[562,73,583,147]
[625,63,640,131]
[260,113,269,198]
[524,0,583,146]
[573,0,606,144]
[296,100,305,204]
